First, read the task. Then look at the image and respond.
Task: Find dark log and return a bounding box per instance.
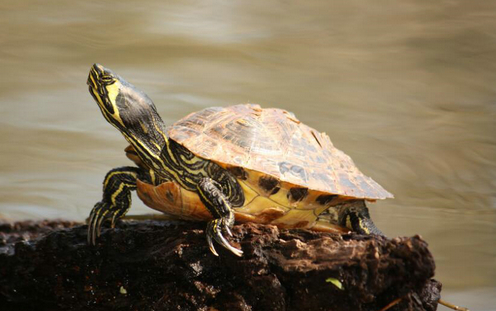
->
[0,220,440,311]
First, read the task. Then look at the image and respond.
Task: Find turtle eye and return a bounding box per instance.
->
[100,74,115,85]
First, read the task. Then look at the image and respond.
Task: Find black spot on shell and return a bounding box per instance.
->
[141,191,152,202]
[258,176,280,195]
[166,190,174,202]
[316,194,337,206]
[228,166,248,180]
[288,187,308,203]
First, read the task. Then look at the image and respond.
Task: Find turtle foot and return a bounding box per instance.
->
[87,201,127,245]
[206,219,243,257]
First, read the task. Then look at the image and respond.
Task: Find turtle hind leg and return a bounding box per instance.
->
[338,200,384,235]
[88,166,141,245]
[197,177,243,257]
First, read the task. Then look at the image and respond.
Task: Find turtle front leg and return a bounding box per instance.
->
[197,177,243,257]
[88,166,141,245]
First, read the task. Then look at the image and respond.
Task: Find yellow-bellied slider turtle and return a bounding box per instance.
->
[86,64,393,256]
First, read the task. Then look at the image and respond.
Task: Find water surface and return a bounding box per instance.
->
[1,1,495,309]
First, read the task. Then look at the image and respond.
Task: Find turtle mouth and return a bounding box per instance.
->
[87,64,103,91]
[87,64,118,116]
[87,65,104,105]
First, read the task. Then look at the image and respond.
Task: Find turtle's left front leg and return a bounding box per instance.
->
[88,166,141,245]
[197,177,243,257]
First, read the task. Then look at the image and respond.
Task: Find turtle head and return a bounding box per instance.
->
[87,64,159,129]
[338,200,384,235]
[87,64,168,158]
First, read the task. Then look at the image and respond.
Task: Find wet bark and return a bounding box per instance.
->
[0,220,440,311]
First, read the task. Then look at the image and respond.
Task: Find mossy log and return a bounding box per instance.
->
[0,220,440,311]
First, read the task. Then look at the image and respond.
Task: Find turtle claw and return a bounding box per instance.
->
[96,210,108,237]
[206,227,219,256]
[206,219,243,257]
[225,225,233,237]
[87,202,105,245]
[110,212,119,228]
[87,211,96,245]
[87,201,126,246]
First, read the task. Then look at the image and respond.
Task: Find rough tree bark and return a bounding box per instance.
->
[0,220,441,311]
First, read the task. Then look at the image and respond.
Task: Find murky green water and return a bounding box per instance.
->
[1,1,495,309]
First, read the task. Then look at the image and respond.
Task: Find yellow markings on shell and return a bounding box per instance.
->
[314,204,330,216]
[239,181,259,206]
[271,208,316,228]
[235,180,288,218]
[313,220,349,233]
[232,168,325,227]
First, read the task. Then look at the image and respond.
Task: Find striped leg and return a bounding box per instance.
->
[88,166,140,245]
[197,177,243,257]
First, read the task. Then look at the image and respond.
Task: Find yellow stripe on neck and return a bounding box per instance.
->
[105,81,124,128]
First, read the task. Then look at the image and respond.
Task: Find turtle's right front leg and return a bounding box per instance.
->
[197,177,243,257]
[88,166,141,245]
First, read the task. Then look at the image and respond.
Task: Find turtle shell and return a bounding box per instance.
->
[167,104,393,200]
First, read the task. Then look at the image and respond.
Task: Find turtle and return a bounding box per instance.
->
[86,64,393,257]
